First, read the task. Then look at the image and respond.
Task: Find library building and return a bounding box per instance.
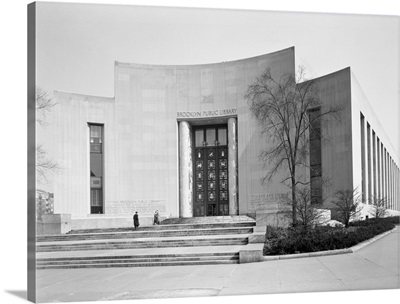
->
[38,47,400,232]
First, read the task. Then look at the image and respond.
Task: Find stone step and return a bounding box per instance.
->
[37,226,254,242]
[67,220,255,235]
[36,252,239,269]
[37,251,238,261]
[36,237,248,252]
[161,215,254,225]
[37,253,238,265]
[35,216,256,268]
[37,259,239,269]
[37,256,237,266]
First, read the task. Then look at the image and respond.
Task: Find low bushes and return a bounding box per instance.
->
[263,216,398,256]
[349,216,399,227]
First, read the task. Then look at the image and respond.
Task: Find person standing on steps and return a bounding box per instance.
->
[153,210,160,225]
[133,211,139,230]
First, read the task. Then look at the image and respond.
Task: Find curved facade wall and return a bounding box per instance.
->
[51,47,296,220]
[48,45,399,225]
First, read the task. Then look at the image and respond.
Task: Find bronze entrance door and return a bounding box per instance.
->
[193,126,229,216]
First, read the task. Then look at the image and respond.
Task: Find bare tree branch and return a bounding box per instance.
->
[36,86,61,184]
[36,145,61,185]
[245,66,343,226]
[36,86,56,126]
[283,186,327,230]
[331,188,362,227]
[369,195,388,218]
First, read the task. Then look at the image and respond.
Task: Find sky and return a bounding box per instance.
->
[35,2,400,159]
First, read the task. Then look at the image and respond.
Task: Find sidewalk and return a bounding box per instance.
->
[36,228,399,302]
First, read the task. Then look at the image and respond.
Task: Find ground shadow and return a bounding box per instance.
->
[5,290,27,300]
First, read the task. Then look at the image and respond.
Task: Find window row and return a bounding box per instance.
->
[360,113,399,211]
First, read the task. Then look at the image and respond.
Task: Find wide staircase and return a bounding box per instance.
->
[36,215,256,269]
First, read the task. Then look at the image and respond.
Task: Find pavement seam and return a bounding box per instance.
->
[353,228,399,276]
[314,256,350,291]
[277,260,283,292]
[217,263,240,296]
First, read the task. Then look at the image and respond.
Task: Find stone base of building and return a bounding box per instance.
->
[37,214,169,234]
[37,214,71,235]
[71,215,163,230]
[255,210,292,229]
[239,243,265,263]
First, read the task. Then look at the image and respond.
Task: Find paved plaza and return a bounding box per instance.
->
[35,227,400,302]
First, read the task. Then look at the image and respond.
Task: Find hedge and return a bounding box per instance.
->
[263,216,398,256]
[349,216,400,227]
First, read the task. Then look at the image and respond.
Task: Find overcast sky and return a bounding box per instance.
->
[36,2,399,158]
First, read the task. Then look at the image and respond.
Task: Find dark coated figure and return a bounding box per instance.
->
[153,210,160,225]
[133,211,139,230]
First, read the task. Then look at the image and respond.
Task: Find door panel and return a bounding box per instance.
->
[218,147,229,215]
[193,126,229,216]
[194,149,205,216]
[206,148,216,215]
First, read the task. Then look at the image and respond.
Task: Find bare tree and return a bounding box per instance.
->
[245,67,342,226]
[36,86,59,184]
[36,144,59,184]
[36,86,56,126]
[369,195,388,219]
[284,186,328,230]
[331,188,362,227]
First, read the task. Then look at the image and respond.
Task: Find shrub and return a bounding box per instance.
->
[331,189,362,227]
[349,216,399,227]
[383,216,400,225]
[263,219,396,255]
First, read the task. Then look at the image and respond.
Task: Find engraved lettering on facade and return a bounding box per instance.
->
[106,199,167,215]
[249,193,289,212]
[177,108,237,119]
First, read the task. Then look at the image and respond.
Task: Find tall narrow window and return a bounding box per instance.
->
[206,128,216,146]
[367,123,371,204]
[218,128,227,146]
[377,137,380,200]
[381,144,385,202]
[195,130,204,147]
[309,108,322,204]
[385,150,389,207]
[90,124,103,214]
[372,131,377,200]
[360,114,366,203]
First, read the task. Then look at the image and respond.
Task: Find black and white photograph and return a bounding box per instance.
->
[1,1,400,304]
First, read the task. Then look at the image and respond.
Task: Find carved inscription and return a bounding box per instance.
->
[177,108,237,119]
[249,193,289,212]
[107,200,166,215]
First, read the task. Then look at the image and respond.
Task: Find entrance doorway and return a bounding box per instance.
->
[193,125,229,216]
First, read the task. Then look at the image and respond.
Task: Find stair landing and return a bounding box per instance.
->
[36,215,256,269]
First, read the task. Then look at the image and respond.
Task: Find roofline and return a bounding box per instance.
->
[53,90,115,101]
[115,46,295,69]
